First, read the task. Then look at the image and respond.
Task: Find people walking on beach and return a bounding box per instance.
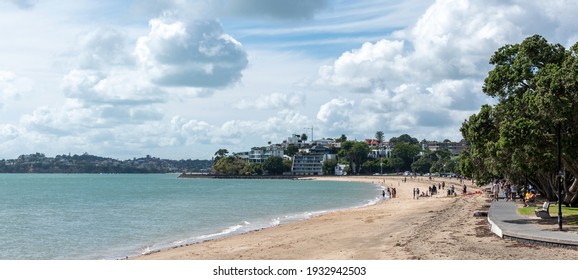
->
[382,189,386,199]
[392,188,396,198]
[413,188,416,199]
[416,188,420,199]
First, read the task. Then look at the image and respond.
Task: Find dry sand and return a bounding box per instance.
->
[132,176,578,260]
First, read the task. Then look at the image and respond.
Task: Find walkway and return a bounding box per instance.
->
[488,199,578,247]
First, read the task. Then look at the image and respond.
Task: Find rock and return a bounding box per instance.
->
[473,211,488,217]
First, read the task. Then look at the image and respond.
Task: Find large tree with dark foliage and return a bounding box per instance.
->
[461,35,578,205]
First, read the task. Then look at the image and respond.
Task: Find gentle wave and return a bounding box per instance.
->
[127,194,385,260]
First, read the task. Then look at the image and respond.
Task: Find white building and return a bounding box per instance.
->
[291,154,334,175]
[421,139,468,155]
[335,164,348,176]
[248,145,284,163]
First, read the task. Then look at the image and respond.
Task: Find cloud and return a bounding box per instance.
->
[76,27,134,70]
[313,0,578,142]
[316,0,571,92]
[10,0,37,9]
[0,71,33,108]
[129,0,329,21]
[316,98,356,134]
[234,92,305,110]
[135,14,249,88]
[317,39,407,91]
[224,0,329,20]
[61,69,165,106]
[0,124,20,141]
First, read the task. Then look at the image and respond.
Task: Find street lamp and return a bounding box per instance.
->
[556,123,563,231]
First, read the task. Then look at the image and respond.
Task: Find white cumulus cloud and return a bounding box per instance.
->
[135,14,249,88]
[234,92,305,110]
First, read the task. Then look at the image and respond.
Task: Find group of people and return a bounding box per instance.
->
[491,180,536,206]
[412,182,468,199]
[381,187,397,199]
[412,187,433,199]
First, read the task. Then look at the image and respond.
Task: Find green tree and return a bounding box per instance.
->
[285,144,299,157]
[339,141,369,174]
[322,159,338,175]
[375,131,384,145]
[212,156,247,175]
[213,149,229,161]
[262,156,285,175]
[240,162,262,175]
[411,155,431,174]
[391,142,421,171]
[464,34,578,204]
[283,159,293,173]
[385,157,404,172]
[336,134,347,143]
[389,134,419,145]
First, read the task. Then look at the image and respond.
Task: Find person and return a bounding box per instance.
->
[510,185,517,201]
[392,188,396,198]
[462,184,467,194]
[524,190,536,207]
[382,189,386,199]
[416,188,420,199]
[518,187,525,201]
[504,184,510,201]
[492,182,500,201]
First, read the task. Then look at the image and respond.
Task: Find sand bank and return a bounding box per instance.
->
[132,176,471,259]
[132,175,578,260]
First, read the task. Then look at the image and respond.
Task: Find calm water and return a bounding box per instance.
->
[0,174,381,260]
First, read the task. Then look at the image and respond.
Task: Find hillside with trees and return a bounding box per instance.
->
[212,133,462,177]
[0,153,212,173]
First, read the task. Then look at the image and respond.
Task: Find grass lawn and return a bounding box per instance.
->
[518,202,578,225]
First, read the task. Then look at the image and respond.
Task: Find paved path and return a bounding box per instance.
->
[488,199,578,247]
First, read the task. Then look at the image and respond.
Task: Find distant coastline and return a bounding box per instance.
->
[177,173,310,180]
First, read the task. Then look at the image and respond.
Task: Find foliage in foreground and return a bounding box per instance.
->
[461,35,578,205]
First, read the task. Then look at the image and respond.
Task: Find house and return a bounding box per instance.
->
[247,145,284,163]
[421,139,468,155]
[365,139,392,159]
[282,134,307,148]
[335,164,348,176]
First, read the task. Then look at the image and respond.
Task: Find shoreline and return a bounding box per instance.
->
[131,175,476,260]
[124,176,387,260]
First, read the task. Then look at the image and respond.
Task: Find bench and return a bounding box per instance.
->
[534,201,551,219]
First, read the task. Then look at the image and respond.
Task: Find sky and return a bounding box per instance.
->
[1,0,578,160]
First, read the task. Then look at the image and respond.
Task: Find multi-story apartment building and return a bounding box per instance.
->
[421,139,468,155]
[291,154,335,175]
[247,145,284,163]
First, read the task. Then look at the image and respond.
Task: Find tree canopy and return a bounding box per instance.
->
[461,34,578,205]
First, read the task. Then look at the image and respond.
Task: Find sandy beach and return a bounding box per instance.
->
[132,175,578,260]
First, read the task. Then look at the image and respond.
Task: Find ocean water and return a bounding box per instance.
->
[0,174,382,260]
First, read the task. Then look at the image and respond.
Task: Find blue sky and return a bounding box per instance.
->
[1,0,578,160]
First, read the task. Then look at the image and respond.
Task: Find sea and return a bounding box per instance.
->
[0,173,383,260]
